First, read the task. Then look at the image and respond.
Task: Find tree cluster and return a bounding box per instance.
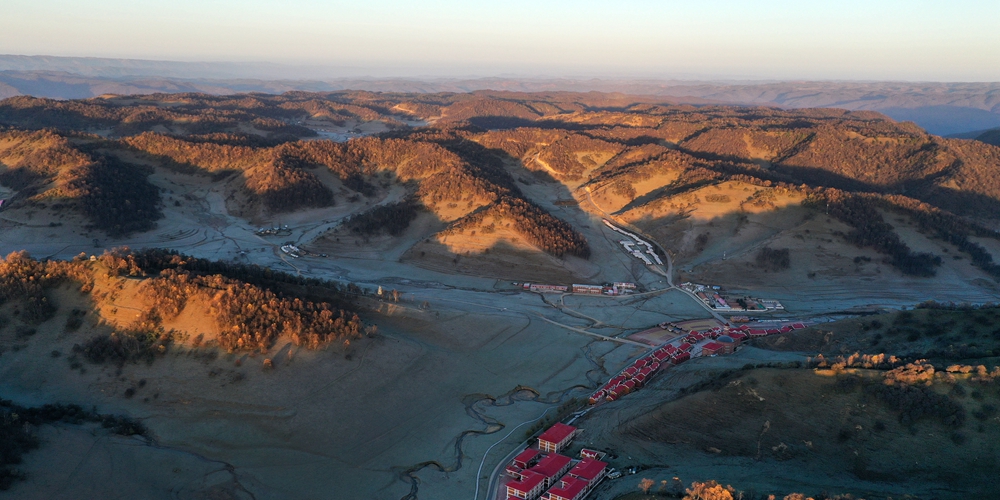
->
[754,247,791,272]
[342,199,421,237]
[810,192,941,276]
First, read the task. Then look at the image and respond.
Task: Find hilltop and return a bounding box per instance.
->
[4,91,1000,295]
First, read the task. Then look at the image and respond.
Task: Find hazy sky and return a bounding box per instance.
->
[2,0,998,80]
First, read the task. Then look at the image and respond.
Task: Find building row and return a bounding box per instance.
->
[522,283,637,296]
[590,321,808,405]
[603,219,663,266]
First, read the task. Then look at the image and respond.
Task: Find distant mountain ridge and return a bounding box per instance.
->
[2,54,1000,135]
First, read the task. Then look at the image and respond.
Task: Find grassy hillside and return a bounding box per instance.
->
[620,365,999,499]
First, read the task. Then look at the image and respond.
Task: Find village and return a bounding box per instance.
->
[492,317,809,500]
[679,282,784,313]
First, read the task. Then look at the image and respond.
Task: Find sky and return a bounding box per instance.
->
[1,0,998,81]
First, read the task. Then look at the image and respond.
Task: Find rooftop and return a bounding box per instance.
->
[513,448,541,465]
[530,453,571,478]
[568,457,608,481]
[546,476,588,499]
[508,470,545,493]
[538,422,577,445]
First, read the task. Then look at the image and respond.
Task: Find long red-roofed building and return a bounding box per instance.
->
[566,457,608,488]
[538,423,578,453]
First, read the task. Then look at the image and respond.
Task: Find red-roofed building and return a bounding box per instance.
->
[588,390,605,405]
[507,470,546,499]
[678,342,693,351]
[792,323,806,329]
[544,476,588,500]
[674,352,691,363]
[622,380,637,393]
[609,375,626,386]
[513,448,541,469]
[538,423,578,453]
[766,328,780,334]
[623,366,639,378]
[701,341,725,356]
[729,332,748,342]
[567,457,608,487]
[529,453,572,487]
[749,329,767,337]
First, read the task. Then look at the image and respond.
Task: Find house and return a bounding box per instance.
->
[567,457,608,488]
[673,352,691,363]
[529,453,572,488]
[572,284,603,295]
[588,390,605,405]
[507,470,546,500]
[543,476,588,500]
[728,332,748,342]
[538,423,578,453]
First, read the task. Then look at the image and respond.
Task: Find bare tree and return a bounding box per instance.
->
[639,478,655,494]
